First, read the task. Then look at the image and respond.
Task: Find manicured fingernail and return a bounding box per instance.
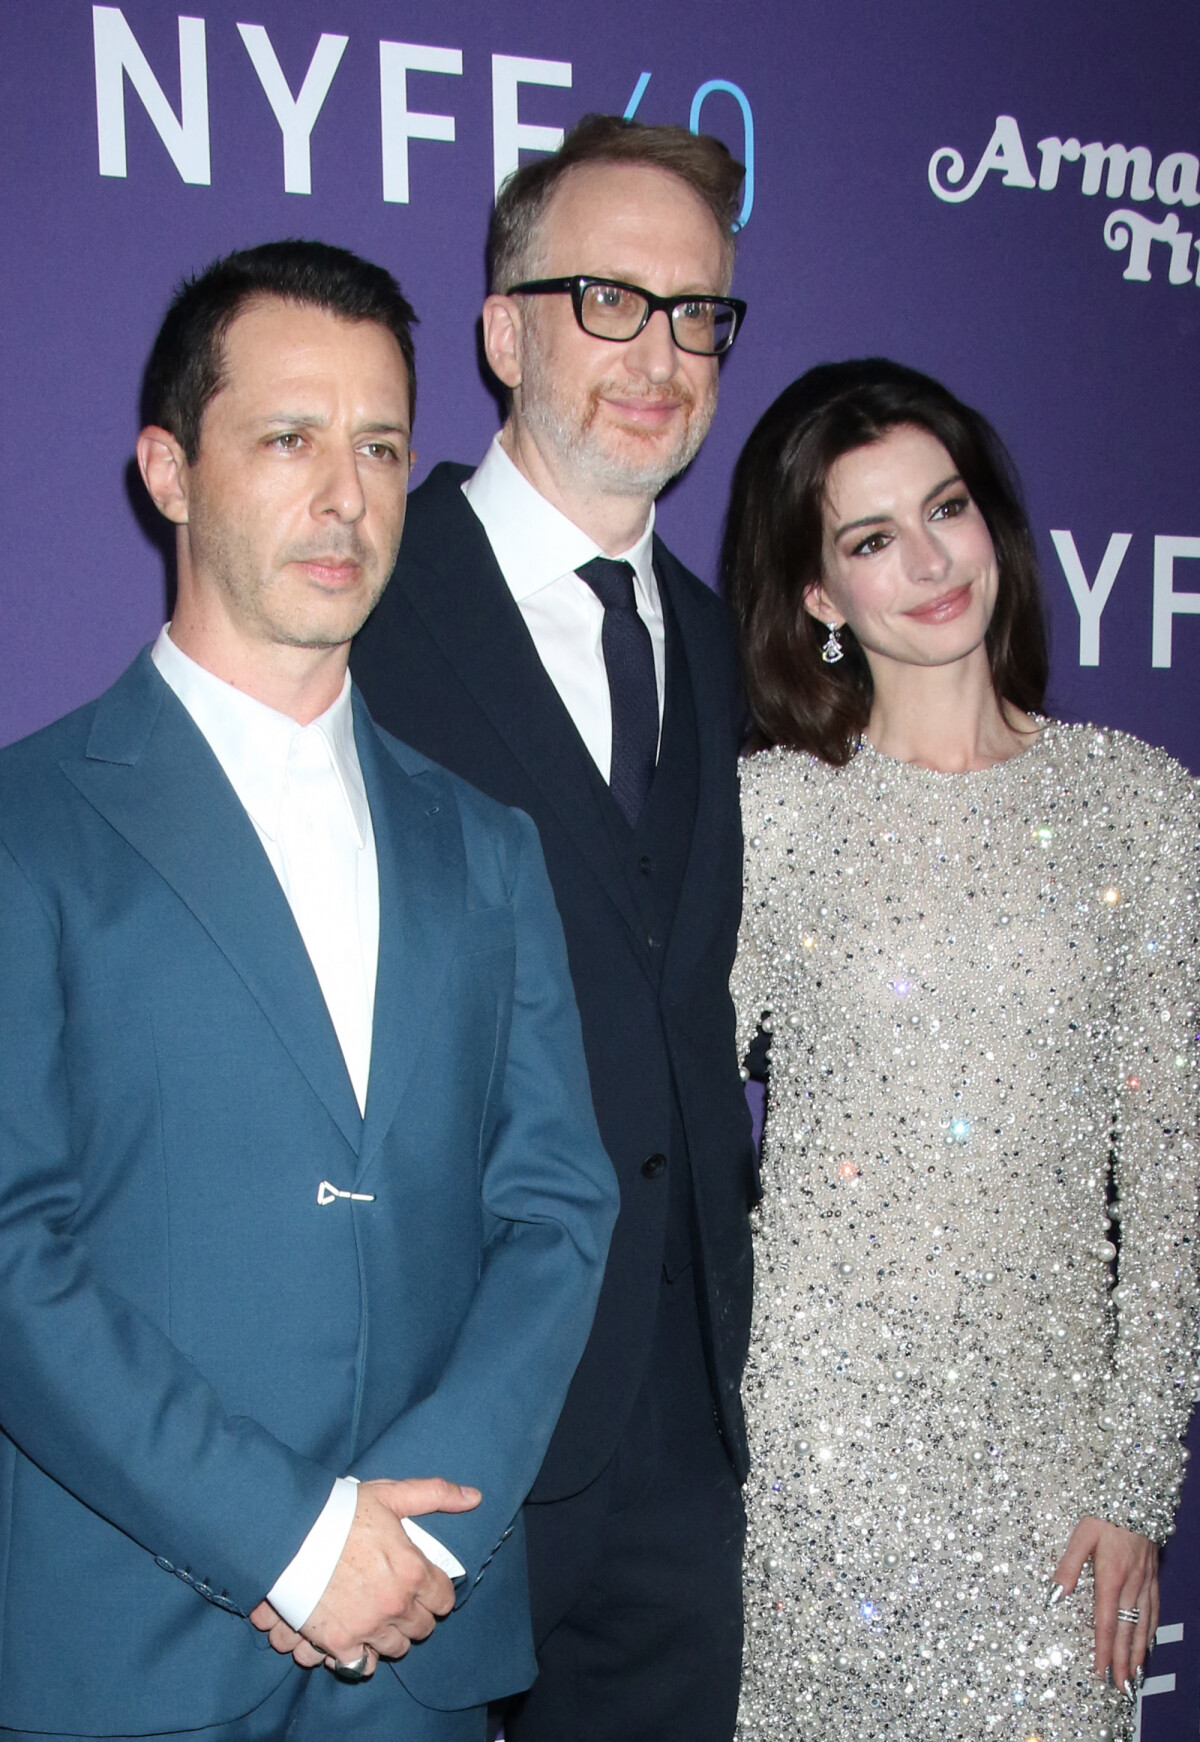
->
[1123,1679,1135,1699]
[1104,1666,1115,1689]
[1046,1583,1064,1608]
[1135,1666,1145,1690]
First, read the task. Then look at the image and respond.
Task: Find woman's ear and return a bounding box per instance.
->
[803,581,842,627]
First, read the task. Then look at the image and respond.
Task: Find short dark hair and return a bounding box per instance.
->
[488,113,744,294]
[143,239,418,462]
[722,358,1049,765]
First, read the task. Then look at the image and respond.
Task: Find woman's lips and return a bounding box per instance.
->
[905,583,972,625]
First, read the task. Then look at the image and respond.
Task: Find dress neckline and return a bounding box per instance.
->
[853,718,1052,782]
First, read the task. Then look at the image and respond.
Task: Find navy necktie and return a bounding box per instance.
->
[576,556,658,826]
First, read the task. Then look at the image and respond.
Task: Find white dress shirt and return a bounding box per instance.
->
[151,628,462,1630]
[151,627,377,1112]
[462,436,665,772]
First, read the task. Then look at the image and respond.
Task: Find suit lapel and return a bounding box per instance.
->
[62,651,363,1151]
[398,468,648,950]
[354,700,461,1181]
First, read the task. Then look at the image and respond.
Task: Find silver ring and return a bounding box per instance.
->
[1117,1607,1141,1625]
[330,1651,370,1683]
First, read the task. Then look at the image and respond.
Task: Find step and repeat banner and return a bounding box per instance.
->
[2,1,1197,1732]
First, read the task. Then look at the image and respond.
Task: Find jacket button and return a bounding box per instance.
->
[641,1153,667,1179]
[639,854,652,874]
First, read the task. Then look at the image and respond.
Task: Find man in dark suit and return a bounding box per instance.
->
[353,116,756,1742]
[0,241,617,1742]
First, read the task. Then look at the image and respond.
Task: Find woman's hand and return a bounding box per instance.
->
[1051,1517,1158,1694]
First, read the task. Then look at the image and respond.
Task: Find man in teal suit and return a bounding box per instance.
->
[0,241,617,1742]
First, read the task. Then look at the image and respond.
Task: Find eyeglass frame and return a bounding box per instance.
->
[503,275,748,356]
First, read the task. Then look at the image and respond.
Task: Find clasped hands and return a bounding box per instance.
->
[250,1477,481,1680]
[1052,1516,1159,1696]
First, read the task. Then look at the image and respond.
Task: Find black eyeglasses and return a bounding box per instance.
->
[505,276,747,357]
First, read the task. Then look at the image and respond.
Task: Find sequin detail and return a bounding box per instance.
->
[732,724,1200,1742]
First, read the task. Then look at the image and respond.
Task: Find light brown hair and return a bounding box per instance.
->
[488,113,744,295]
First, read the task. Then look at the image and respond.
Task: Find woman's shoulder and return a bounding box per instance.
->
[1041,723,1199,873]
[1042,720,1197,806]
[738,744,843,827]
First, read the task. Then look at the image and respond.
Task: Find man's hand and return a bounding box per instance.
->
[249,1477,480,1675]
[1051,1516,1158,1695]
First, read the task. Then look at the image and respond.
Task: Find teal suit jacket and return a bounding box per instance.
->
[0,650,617,1735]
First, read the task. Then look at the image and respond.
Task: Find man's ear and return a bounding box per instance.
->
[136,426,190,526]
[481,294,524,391]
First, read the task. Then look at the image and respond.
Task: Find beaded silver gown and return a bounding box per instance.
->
[732,723,1199,1742]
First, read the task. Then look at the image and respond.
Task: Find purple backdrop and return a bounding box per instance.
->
[2,2,1198,1732]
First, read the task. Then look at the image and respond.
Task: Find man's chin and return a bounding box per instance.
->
[270,596,385,653]
[591,400,712,490]
[584,432,698,498]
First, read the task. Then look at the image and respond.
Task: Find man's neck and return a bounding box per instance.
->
[499,421,653,557]
[166,615,349,726]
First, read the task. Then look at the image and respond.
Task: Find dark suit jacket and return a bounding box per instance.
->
[0,650,617,1734]
[352,462,755,1500]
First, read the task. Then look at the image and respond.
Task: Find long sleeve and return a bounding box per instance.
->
[0,838,339,1613]
[1090,757,1200,1541]
[348,806,619,1591]
[731,752,787,1071]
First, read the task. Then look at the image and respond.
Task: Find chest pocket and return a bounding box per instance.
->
[455,904,515,959]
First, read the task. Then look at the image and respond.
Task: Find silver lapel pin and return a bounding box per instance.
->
[317,1180,376,1206]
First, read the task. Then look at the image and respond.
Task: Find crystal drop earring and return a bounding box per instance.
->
[820,621,844,666]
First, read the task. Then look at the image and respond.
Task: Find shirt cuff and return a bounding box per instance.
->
[265,1476,467,1631]
[266,1475,360,1631]
[401,1516,466,1580]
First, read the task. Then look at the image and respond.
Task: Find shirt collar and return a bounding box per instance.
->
[462,434,658,613]
[150,626,370,848]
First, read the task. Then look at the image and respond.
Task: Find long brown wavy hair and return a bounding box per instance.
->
[722,359,1049,763]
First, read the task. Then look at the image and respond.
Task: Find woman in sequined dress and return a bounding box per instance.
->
[723,359,1199,1742]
